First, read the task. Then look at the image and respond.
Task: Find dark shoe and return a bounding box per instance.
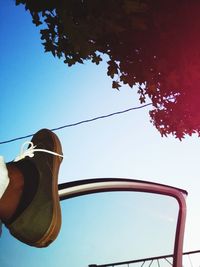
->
[6,129,63,247]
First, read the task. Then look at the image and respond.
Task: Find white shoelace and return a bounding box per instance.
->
[14,141,64,162]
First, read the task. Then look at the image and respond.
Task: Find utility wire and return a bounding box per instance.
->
[0,103,152,145]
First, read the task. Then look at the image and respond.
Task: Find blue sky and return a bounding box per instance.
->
[1,1,200,266]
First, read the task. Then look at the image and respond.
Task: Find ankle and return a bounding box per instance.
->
[0,162,24,222]
[6,163,24,190]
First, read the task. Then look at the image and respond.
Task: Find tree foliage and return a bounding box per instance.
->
[16,0,200,139]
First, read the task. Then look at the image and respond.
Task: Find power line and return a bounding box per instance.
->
[0,103,152,145]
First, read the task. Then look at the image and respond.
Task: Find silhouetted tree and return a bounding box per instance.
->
[16,0,200,139]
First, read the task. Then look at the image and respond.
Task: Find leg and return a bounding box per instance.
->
[0,163,24,222]
[0,129,63,248]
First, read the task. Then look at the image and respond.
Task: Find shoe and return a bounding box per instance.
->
[5,129,63,247]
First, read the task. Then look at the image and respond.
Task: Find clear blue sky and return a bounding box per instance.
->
[1,1,200,266]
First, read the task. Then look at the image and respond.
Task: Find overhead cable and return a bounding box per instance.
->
[0,103,152,145]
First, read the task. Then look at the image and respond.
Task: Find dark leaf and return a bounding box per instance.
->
[112,81,121,90]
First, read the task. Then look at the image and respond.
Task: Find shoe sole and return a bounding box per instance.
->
[33,129,63,247]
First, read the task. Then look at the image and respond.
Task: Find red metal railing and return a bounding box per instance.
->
[89,250,200,267]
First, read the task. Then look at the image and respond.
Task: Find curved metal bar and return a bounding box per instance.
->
[58,178,187,267]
